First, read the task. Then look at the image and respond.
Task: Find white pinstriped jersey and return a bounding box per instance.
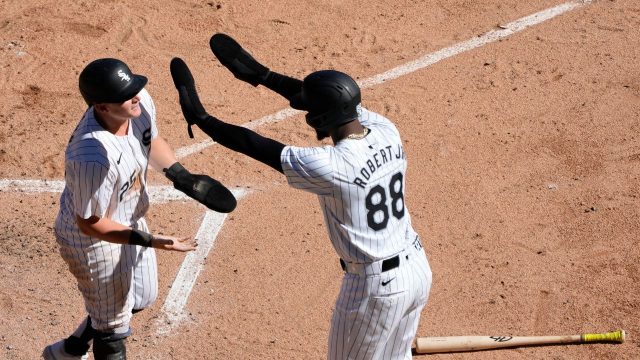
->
[53,88,160,332]
[281,107,418,263]
[55,88,158,246]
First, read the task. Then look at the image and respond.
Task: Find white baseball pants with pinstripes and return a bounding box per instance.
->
[57,222,158,334]
[329,244,432,360]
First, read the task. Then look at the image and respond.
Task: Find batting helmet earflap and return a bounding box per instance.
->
[290,70,361,132]
[79,58,147,105]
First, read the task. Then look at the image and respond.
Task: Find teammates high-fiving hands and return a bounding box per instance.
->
[165,56,238,214]
[209,33,271,86]
[170,33,271,137]
[169,57,211,138]
[166,33,277,212]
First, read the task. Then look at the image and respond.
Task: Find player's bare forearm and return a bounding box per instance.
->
[75,215,196,251]
[149,136,178,172]
[152,135,237,215]
[76,215,132,244]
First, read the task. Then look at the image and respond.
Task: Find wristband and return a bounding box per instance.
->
[163,162,189,182]
[129,229,153,247]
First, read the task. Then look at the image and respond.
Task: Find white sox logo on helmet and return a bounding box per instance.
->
[117,69,131,82]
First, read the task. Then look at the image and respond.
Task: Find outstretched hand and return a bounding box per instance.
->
[210,33,270,87]
[170,57,211,138]
[164,162,237,213]
[153,234,197,252]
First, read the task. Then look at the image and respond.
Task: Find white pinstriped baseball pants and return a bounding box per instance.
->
[329,244,432,360]
[57,221,158,333]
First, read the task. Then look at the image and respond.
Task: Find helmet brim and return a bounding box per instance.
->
[110,74,147,103]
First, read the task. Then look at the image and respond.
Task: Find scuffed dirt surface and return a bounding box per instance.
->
[0,0,638,359]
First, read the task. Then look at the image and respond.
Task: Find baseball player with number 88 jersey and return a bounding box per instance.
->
[171,33,432,359]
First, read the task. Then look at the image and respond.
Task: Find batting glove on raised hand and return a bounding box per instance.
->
[164,162,237,213]
[210,33,270,87]
[170,57,213,138]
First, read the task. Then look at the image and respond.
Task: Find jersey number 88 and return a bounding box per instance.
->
[365,172,405,231]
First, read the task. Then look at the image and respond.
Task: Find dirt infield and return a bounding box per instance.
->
[1,0,639,359]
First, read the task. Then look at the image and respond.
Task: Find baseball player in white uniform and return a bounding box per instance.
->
[169,34,432,359]
[43,58,236,360]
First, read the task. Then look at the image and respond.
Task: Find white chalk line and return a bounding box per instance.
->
[0,179,193,204]
[174,0,592,159]
[166,0,593,331]
[0,178,250,334]
[156,187,248,335]
[0,179,249,335]
[2,0,593,336]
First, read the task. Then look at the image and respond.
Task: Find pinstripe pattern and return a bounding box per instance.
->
[329,240,431,360]
[281,107,432,359]
[282,108,412,262]
[54,88,159,333]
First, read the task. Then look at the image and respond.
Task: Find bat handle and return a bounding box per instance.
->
[581,330,626,343]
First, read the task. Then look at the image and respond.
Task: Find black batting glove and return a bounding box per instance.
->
[170,57,212,138]
[164,162,237,213]
[210,33,270,87]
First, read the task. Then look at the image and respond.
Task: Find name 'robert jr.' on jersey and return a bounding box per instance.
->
[280,106,418,263]
[55,89,158,247]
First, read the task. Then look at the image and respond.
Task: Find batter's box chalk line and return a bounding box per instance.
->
[156,187,247,335]
[0,178,248,335]
[175,0,593,160]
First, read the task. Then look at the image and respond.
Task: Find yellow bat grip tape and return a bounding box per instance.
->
[582,330,625,343]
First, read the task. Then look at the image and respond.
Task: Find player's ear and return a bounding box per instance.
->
[94,103,108,112]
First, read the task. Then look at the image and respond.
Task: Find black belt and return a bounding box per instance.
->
[340,255,400,273]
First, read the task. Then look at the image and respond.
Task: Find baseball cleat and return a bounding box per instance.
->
[209,33,270,86]
[42,339,89,360]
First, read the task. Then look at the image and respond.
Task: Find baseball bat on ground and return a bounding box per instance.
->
[413,330,626,354]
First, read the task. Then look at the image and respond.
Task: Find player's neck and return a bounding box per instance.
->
[93,108,130,136]
[331,120,365,144]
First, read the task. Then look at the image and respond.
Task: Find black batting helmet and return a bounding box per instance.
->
[79,58,147,105]
[290,70,361,132]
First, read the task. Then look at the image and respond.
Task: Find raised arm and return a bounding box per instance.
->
[149,135,178,172]
[149,133,237,214]
[209,33,303,102]
[170,57,286,174]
